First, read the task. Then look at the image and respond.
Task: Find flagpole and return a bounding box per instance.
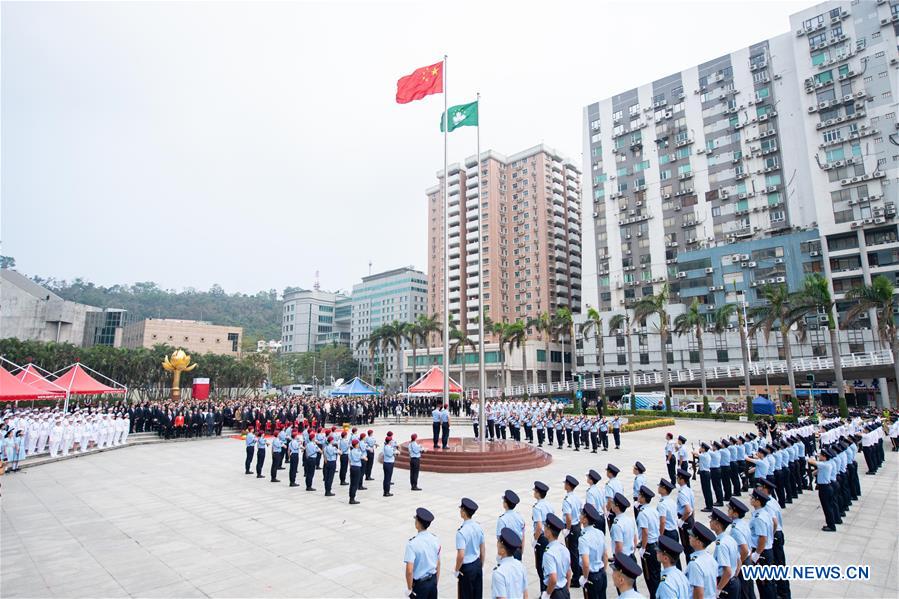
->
[476,91,486,452]
[442,54,450,417]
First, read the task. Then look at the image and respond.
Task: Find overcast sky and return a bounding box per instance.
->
[2,0,811,294]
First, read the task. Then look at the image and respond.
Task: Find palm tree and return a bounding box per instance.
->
[554,307,575,383]
[711,303,753,411]
[579,306,606,401]
[749,284,801,402]
[374,321,406,391]
[609,310,636,411]
[449,325,476,393]
[504,320,528,391]
[673,298,708,398]
[355,335,379,382]
[403,321,423,388]
[634,283,672,412]
[536,311,554,385]
[844,275,899,409]
[791,274,847,416]
[417,313,443,365]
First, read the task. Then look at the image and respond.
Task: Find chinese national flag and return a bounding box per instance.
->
[396,61,443,104]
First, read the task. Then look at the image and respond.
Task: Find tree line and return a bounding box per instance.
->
[580,274,898,417]
[30,276,283,347]
[0,338,267,401]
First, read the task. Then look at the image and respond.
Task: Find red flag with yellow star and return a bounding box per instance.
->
[396,61,443,104]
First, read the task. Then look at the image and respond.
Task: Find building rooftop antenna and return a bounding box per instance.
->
[314,270,320,291]
[369,261,373,276]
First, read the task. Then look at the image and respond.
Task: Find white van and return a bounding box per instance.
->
[682,401,723,413]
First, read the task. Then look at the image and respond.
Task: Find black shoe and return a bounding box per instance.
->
[359,486,367,490]
[245,471,251,475]
[384,492,394,497]
[821,526,836,532]
[270,479,280,483]
[412,487,422,491]
[591,450,597,453]
[306,487,316,491]
[325,492,335,497]
[289,483,299,487]
[349,499,360,505]
[713,502,723,506]
[701,508,712,512]
[365,477,374,481]
[340,481,349,486]
[256,474,264,478]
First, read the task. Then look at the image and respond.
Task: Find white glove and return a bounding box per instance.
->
[750,551,759,564]
[532,539,538,549]
[638,547,645,560]
[578,575,587,587]
[405,588,414,598]
[677,518,684,529]
[453,571,460,579]
[541,592,550,599]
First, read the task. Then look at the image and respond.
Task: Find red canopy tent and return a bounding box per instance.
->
[53,364,126,396]
[407,367,462,395]
[0,367,64,401]
[17,364,66,396]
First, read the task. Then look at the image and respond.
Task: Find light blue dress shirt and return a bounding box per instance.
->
[404,531,441,580]
[687,550,718,598]
[750,508,774,550]
[562,492,583,526]
[456,519,485,564]
[636,504,660,544]
[714,532,741,575]
[541,540,571,587]
[610,513,637,555]
[578,525,606,572]
[496,510,526,540]
[656,565,690,599]
[409,441,422,458]
[491,556,527,598]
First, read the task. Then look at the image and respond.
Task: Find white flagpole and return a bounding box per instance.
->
[442,55,450,415]
[476,92,486,452]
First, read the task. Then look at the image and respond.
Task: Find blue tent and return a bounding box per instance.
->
[330,377,379,396]
[752,395,776,415]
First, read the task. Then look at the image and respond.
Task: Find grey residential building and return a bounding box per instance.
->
[280,289,351,354]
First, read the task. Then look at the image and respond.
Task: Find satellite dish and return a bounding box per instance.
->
[334,378,345,388]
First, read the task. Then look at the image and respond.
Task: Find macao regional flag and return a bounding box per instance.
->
[396,61,443,104]
[440,101,478,132]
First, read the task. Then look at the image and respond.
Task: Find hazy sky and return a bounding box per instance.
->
[2,0,810,294]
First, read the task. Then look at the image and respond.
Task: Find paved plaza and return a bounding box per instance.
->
[1,419,896,598]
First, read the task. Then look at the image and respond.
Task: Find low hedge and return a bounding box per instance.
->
[607,408,795,423]
[623,418,675,432]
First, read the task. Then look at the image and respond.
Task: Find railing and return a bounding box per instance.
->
[483,349,895,398]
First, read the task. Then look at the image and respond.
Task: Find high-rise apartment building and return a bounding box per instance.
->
[790,1,899,316]
[281,289,351,353]
[350,267,428,385]
[427,144,583,342]
[582,0,897,322]
[577,0,897,405]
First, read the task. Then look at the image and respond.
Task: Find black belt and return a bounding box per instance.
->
[414,573,435,583]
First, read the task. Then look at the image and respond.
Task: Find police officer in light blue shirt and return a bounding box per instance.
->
[493,528,528,599]
[686,523,719,599]
[709,508,741,599]
[348,438,366,504]
[632,462,647,509]
[578,503,608,599]
[254,432,267,478]
[542,513,571,596]
[532,481,556,592]
[382,432,397,497]
[694,442,714,512]
[244,429,256,475]
[432,405,441,449]
[655,537,690,599]
[656,478,680,549]
[562,474,584,588]
[322,435,338,496]
[405,508,441,599]
[496,490,526,561]
[455,498,485,599]
[270,434,283,482]
[287,434,302,487]
[303,435,320,490]
[409,433,423,491]
[610,493,637,558]
[635,485,661,597]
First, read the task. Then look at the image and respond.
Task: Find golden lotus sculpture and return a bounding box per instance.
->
[162,349,198,400]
